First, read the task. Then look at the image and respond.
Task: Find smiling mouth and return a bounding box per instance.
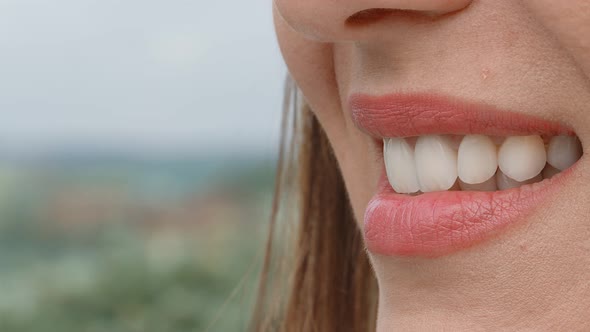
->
[350,93,583,257]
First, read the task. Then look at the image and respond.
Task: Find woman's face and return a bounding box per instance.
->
[275,0,590,329]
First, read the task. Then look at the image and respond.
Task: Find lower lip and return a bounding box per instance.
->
[364,169,572,257]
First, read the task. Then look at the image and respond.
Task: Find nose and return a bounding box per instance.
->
[274,0,472,41]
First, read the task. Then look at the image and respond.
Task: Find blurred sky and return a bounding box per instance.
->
[0,0,285,158]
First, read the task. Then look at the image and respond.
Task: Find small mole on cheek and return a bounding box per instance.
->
[519,243,527,252]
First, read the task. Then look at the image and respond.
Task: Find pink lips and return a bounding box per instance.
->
[351,93,575,257]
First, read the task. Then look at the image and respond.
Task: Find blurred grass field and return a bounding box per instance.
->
[0,154,274,331]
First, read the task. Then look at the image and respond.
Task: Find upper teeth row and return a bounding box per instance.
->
[384,135,582,194]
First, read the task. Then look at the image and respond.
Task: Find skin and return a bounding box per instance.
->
[273,0,590,331]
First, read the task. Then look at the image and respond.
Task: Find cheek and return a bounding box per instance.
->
[273,0,330,40]
[522,0,590,77]
[334,137,383,227]
[274,6,382,228]
[273,5,339,125]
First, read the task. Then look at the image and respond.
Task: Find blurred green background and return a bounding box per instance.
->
[0,156,275,331]
[0,1,283,331]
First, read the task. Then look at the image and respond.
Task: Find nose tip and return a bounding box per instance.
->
[274,0,472,41]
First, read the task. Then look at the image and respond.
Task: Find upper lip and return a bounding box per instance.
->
[349,93,574,138]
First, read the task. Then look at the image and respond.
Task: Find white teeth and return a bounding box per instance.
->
[458,135,498,184]
[496,170,542,190]
[415,135,458,192]
[383,138,420,194]
[498,135,546,182]
[547,136,582,170]
[384,134,581,194]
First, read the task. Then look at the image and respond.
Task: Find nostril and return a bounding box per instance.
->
[346,8,398,26]
[346,7,463,27]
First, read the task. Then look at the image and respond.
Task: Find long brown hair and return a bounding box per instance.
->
[250,76,378,331]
